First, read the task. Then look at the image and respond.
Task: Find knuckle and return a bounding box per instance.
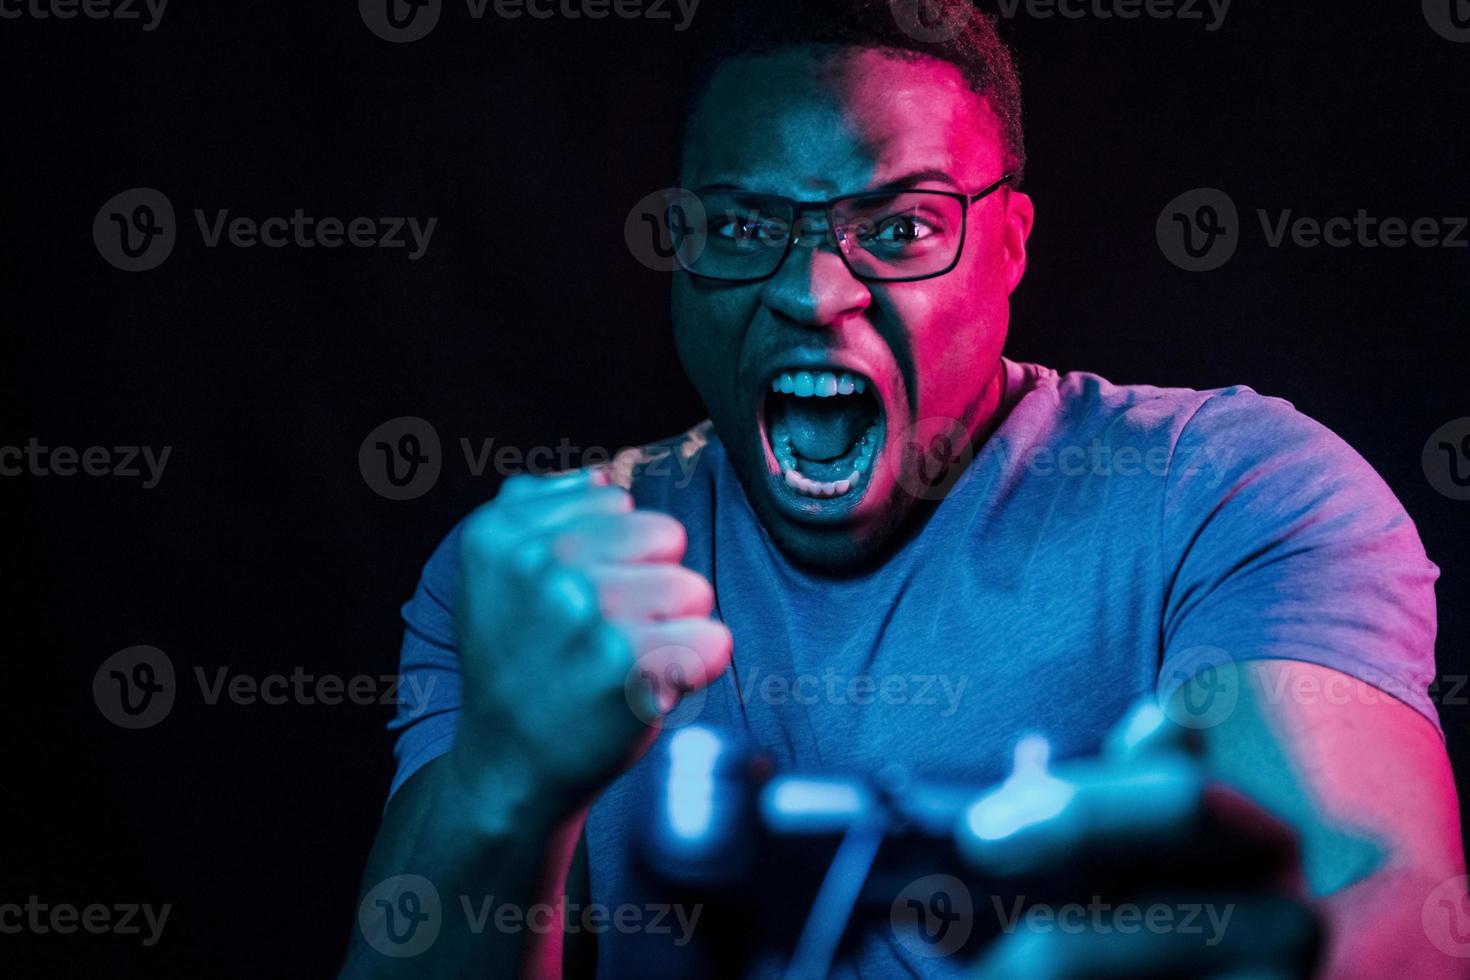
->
[701,621,734,663]
[507,536,554,582]
[595,622,636,669]
[595,485,635,513]
[459,511,508,566]
[501,472,538,494]
[687,571,715,611]
[638,511,687,556]
[547,526,585,563]
[536,564,596,620]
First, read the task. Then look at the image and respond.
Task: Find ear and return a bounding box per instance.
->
[1001,190,1035,295]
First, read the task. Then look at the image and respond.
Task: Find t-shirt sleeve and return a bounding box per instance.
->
[1157,389,1442,735]
[384,520,468,802]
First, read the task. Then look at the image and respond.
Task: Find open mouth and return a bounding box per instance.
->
[761,368,886,507]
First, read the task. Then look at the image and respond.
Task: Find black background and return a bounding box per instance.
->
[3,1,1467,975]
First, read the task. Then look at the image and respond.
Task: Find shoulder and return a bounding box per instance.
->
[1158,385,1411,537]
[1027,362,1236,445]
[1004,361,1422,546]
[595,419,719,493]
[1018,361,1371,481]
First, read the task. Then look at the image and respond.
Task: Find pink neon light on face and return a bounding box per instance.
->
[673,47,1035,571]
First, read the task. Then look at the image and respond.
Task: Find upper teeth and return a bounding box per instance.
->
[770,370,867,397]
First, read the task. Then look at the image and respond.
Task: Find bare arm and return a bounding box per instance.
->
[1175,659,1466,978]
[342,469,730,978]
[341,753,569,978]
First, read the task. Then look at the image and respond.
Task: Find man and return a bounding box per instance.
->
[342,1,1465,976]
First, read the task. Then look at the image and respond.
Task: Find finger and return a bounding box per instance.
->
[971,894,1320,980]
[566,619,664,736]
[624,618,733,708]
[959,746,1206,877]
[589,563,714,621]
[549,510,689,565]
[959,752,1301,892]
[476,563,601,670]
[1102,698,1203,763]
[502,483,633,531]
[496,467,609,504]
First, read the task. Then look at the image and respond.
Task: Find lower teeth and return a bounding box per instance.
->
[772,422,879,499]
[783,465,862,498]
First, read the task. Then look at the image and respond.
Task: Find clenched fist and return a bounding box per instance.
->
[449,468,733,821]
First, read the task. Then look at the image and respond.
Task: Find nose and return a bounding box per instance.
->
[758,216,871,329]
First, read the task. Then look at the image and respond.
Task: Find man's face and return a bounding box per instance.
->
[674,47,1034,571]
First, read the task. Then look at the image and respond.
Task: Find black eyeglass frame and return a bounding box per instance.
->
[672,172,1015,285]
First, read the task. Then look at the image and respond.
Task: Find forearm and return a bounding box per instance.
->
[340,752,566,979]
[1318,862,1467,979]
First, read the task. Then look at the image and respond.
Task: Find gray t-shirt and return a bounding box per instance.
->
[386,358,1442,977]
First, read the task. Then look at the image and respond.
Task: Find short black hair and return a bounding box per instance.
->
[680,0,1026,185]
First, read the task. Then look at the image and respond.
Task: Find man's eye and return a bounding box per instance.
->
[870,216,935,244]
[714,216,783,243]
[714,215,793,246]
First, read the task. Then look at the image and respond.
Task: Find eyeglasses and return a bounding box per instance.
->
[666,174,1013,284]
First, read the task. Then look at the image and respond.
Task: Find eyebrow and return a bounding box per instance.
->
[694,168,961,197]
[871,169,961,192]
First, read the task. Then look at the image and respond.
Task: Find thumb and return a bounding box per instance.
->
[1102,697,1204,763]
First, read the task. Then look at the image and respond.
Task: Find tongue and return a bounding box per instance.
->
[782,398,870,461]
